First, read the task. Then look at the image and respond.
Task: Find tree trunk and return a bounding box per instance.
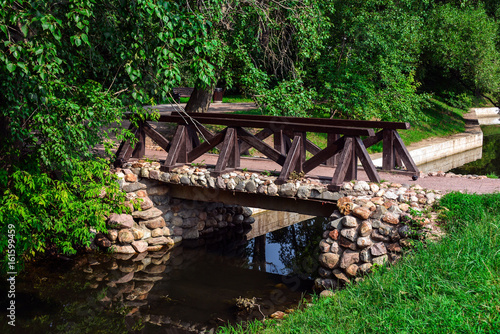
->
[185,84,216,113]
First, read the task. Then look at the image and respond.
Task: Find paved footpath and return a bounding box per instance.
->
[139,103,500,194]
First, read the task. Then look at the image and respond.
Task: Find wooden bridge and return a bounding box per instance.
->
[114,112,419,191]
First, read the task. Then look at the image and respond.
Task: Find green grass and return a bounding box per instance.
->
[223,94,255,103]
[219,192,500,333]
[487,173,499,179]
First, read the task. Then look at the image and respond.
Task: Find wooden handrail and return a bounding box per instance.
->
[170,111,411,130]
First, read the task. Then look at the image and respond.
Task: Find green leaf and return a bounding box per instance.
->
[6,63,16,73]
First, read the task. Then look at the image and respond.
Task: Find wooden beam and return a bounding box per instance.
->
[276,135,302,185]
[187,128,227,161]
[355,137,381,183]
[161,125,187,171]
[382,129,394,171]
[330,137,354,188]
[240,128,273,154]
[302,136,345,173]
[131,122,146,159]
[142,122,170,151]
[237,127,287,166]
[393,131,419,173]
[213,127,238,175]
[326,133,340,166]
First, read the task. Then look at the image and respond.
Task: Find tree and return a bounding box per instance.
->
[0,0,219,270]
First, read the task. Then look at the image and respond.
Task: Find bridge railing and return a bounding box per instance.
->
[114,112,418,190]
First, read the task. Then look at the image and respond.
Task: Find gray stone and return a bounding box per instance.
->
[359,221,372,237]
[318,253,340,269]
[332,269,350,284]
[319,240,331,253]
[118,229,135,244]
[358,263,373,274]
[320,191,342,201]
[297,186,311,199]
[111,245,136,254]
[207,177,216,188]
[216,177,226,189]
[108,213,135,229]
[360,249,371,263]
[180,175,190,185]
[233,214,244,224]
[279,183,296,197]
[357,237,373,248]
[242,207,253,217]
[384,191,398,200]
[245,180,257,193]
[268,183,278,196]
[330,242,340,254]
[132,207,163,220]
[146,236,174,246]
[131,240,148,253]
[340,250,359,269]
[372,255,388,266]
[151,228,164,237]
[122,182,147,193]
[227,178,237,190]
[370,242,387,256]
[314,278,336,291]
[183,228,199,239]
[342,216,358,228]
[235,181,246,191]
[340,228,358,242]
[147,185,169,196]
[330,217,343,230]
[160,172,171,182]
[371,206,388,220]
[141,216,166,229]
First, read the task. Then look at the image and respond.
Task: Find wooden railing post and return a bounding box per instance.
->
[131,121,146,159]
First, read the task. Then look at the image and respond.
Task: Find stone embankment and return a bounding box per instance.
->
[315,180,442,293]
[95,163,255,254]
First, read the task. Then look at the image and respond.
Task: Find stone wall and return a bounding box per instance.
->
[315,180,442,291]
[95,166,254,254]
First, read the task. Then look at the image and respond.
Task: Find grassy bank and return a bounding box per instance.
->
[220,192,500,333]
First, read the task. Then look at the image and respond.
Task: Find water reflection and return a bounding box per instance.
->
[451,126,500,176]
[1,215,326,333]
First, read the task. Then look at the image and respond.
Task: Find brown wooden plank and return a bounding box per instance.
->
[162,125,187,171]
[382,129,394,171]
[214,127,237,175]
[363,130,384,149]
[131,122,146,159]
[276,135,302,185]
[170,112,410,130]
[326,133,340,166]
[294,132,306,172]
[142,122,170,151]
[187,128,227,161]
[159,114,375,136]
[302,136,345,173]
[240,128,273,154]
[393,131,419,173]
[186,125,201,150]
[228,127,240,168]
[237,127,287,165]
[354,137,381,183]
[330,137,354,187]
[345,138,357,181]
[305,139,321,155]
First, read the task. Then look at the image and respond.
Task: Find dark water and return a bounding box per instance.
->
[1,217,327,334]
[450,125,500,176]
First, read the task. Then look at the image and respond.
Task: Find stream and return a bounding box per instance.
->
[1,216,328,333]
